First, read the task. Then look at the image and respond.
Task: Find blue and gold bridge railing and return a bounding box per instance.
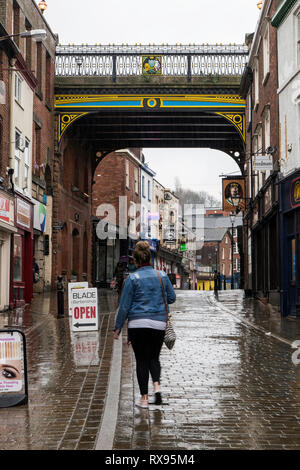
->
[55,44,248,81]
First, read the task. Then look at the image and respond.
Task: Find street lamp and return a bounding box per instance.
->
[230,212,236,290]
[0,29,47,42]
[38,1,48,14]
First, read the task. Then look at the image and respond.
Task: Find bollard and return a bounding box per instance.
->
[57,275,65,318]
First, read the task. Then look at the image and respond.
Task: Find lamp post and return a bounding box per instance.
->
[230,212,236,290]
[0,29,47,42]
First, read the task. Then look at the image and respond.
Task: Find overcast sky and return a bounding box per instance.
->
[40,0,260,201]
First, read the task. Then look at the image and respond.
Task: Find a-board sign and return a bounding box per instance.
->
[68,282,88,316]
[0,330,28,408]
[71,288,99,332]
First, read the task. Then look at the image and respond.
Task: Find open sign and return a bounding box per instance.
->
[71,288,99,332]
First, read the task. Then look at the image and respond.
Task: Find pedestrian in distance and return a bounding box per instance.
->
[113,241,176,409]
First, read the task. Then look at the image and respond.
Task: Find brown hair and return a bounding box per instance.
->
[133,241,151,265]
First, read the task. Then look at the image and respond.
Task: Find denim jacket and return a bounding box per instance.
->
[114,266,176,332]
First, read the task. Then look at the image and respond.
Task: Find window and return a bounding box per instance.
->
[125,160,129,188]
[254,60,259,107]
[14,74,22,104]
[24,139,30,191]
[297,12,300,66]
[264,107,270,151]
[147,210,151,237]
[225,236,228,244]
[234,242,239,254]
[148,180,151,201]
[263,24,270,80]
[142,175,145,198]
[14,130,21,188]
[25,19,32,69]
[222,263,225,275]
[45,52,51,103]
[134,167,139,194]
[34,125,41,176]
[12,2,20,47]
[36,42,42,92]
[222,247,225,260]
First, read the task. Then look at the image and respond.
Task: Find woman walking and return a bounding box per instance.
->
[113,241,176,409]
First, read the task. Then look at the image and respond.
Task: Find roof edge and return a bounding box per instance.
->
[271,0,298,28]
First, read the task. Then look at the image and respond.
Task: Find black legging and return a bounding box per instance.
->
[128,328,165,396]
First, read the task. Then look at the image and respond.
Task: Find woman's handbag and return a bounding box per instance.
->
[156,271,176,350]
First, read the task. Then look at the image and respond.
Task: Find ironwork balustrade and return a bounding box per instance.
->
[55,44,248,80]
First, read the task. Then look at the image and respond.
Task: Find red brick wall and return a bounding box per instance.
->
[92,151,141,230]
[52,137,93,284]
[219,230,239,277]
[0,49,11,189]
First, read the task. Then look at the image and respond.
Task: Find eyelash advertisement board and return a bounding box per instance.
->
[0,330,28,408]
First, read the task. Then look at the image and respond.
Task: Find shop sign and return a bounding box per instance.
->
[71,288,99,332]
[68,282,88,316]
[0,195,10,223]
[16,198,31,230]
[254,155,273,171]
[33,199,47,232]
[290,177,300,209]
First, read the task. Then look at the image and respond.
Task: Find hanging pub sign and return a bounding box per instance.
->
[0,330,28,408]
[222,177,245,213]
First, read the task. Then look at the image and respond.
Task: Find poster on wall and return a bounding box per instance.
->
[0,332,23,393]
[222,177,245,213]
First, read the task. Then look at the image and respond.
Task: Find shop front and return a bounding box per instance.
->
[10,196,33,308]
[0,190,16,311]
[280,169,300,316]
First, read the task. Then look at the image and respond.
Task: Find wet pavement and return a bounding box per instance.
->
[113,291,300,450]
[1,289,300,450]
[0,290,118,450]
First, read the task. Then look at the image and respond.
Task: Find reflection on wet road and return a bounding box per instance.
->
[114,291,300,450]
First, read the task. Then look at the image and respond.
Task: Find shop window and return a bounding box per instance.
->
[13,234,22,282]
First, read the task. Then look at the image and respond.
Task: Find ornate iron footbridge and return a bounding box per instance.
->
[55,44,248,79]
[54,44,248,172]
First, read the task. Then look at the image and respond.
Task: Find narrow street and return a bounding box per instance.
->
[1,290,300,450]
[113,291,300,450]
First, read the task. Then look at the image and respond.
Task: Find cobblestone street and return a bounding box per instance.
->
[1,289,300,450]
[113,291,300,450]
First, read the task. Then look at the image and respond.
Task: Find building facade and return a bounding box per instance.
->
[92,149,141,287]
[0,0,57,307]
[240,0,281,307]
[272,0,300,315]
